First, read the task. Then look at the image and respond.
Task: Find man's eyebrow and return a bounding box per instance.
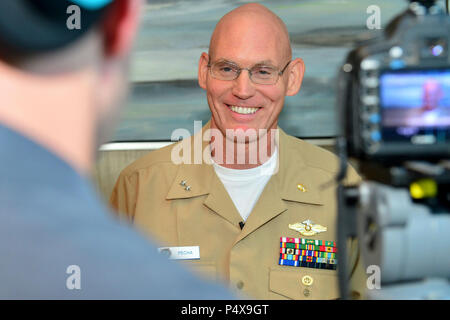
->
[253,60,277,66]
[213,59,277,67]
[213,59,239,65]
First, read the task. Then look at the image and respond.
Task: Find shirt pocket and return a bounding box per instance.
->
[269,267,340,300]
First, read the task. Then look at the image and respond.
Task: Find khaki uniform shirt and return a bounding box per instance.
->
[110,123,364,299]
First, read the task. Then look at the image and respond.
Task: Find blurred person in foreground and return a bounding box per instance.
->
[111,3,365,299]
[0,0,233,299]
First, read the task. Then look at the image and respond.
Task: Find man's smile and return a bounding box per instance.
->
[225,103,262,116]
[229,105,260,114]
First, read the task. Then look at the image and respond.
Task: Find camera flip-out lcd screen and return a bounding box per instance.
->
[380,69,450,144]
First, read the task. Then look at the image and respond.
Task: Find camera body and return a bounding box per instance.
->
[338,5,450,164]
[336,2,450,299]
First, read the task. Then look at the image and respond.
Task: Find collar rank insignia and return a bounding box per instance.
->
[288,219,327,236]
[279,237,337,270]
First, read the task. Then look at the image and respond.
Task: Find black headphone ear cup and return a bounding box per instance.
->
[0,0,107,55]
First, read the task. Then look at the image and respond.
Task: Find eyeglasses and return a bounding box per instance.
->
[207,60,291,85]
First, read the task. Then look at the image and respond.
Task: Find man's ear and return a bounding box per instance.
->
[102,0,142,58]
[286,57,305,96]
[198,52,209,90]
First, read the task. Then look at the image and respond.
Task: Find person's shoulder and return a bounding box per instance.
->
[284,133,360,183]
[0,188,233,299]
[119,141,180,178]
[285,134,338,172]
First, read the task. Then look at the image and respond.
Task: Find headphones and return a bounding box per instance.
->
[0,0,112,54]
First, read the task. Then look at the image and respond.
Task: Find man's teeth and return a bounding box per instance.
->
[230,106,259,114]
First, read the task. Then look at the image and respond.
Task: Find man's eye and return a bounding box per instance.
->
[221,66,234,72]
[254,68,275,76]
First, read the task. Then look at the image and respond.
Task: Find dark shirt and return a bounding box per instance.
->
[0,124,233,299]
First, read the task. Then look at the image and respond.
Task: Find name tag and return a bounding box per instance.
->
[158,246,200,260]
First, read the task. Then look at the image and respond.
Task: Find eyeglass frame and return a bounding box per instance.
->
[207,59,292,85]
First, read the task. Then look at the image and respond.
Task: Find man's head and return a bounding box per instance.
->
[198,3,305,140]
[0,0,141,172]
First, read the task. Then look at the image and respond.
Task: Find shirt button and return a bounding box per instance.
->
[301,275,314,286]
[236,281,244,290]
[303,288,310,297]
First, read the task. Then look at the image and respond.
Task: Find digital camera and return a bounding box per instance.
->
[337,2,450,163]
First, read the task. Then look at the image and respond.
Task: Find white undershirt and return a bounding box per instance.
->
[212,147,278,222]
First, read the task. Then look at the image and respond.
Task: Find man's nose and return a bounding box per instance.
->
[232,70,256,99]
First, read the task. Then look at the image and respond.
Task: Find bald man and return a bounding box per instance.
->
[111,3,364,299]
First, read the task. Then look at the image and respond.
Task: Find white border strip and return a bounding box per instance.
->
[99,142,174,151]
[99,139,335,151]
[305,138,336,147]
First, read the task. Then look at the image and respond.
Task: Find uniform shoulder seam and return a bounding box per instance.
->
[120,143,179,177]
[288,135,340,175]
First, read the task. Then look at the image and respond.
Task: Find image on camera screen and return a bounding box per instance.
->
[379,69,450,143]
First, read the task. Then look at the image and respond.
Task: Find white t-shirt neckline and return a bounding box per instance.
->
[212,147,278,222]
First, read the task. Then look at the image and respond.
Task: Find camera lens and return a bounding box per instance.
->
[422,37,447,58]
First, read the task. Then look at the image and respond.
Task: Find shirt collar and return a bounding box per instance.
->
[275,128,323,205]
[166,121,323,206]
